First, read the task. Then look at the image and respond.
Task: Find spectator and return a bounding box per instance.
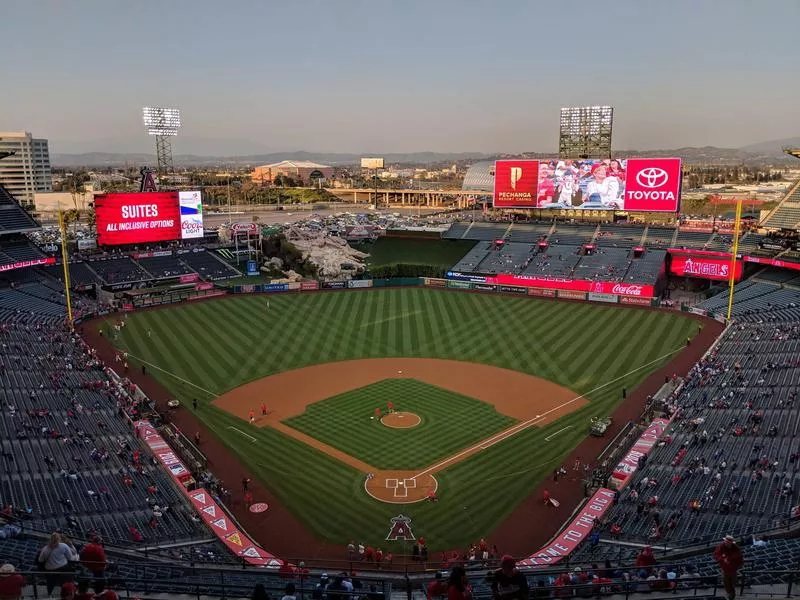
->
[635,546,657,568]
[491,555,528,600]
[0,564,24,600]
[74,580,93,600]
[79,536,107,582]
[37,533,78,596]
[447,566,472,600]
[252,583,270,600]
[326,574,348,600]
[281,583,297,600]
[427,572,448,600]
[713,535,743,600]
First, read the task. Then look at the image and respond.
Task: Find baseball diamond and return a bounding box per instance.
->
[109,287,700,552]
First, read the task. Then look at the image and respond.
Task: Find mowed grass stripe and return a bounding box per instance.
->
[284,379,516,470]
[114,288,701,550]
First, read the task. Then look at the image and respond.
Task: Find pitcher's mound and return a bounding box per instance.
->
[381,411,421,429]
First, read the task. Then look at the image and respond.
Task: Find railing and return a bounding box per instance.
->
[4,566,799,600]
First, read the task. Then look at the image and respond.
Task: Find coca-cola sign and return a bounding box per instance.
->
[611,284,644,296]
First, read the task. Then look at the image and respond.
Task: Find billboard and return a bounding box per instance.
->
[493,160,539,208]
[95,191,204,246]
[671,255,742,281]
[448,271,656,298]
[178,191,204,239]
[361,157,385,169]
[493,158,681,212]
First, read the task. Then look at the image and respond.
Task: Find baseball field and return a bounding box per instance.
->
[110,287,698,553]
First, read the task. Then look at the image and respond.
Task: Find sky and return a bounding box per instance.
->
[2,0,798,155]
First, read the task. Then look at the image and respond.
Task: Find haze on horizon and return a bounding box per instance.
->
[2,0,798,156]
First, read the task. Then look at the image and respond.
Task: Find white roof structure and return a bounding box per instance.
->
[259,160,331,169]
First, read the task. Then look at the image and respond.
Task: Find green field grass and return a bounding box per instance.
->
[355,237,476,267]
[284,379,516,469]
[113,288,697,551]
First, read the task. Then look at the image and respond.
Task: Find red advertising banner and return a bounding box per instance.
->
[518,488,616,567]
[488,274,655,297]
[180,273,200,284]
[611,418,671,489]
[743,256,800,271]
[0,257,56,273]
[135,421,282,567]
[623,158,682,212]
[300,280,320,290]
[671,255,742,281]
[668,248,732,259]
[493,160,539,208]
[195,282,214,291]
[95,192,182,246]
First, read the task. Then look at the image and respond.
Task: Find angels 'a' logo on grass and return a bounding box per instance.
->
[386,514,416,541]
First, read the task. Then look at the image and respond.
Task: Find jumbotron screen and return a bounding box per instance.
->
[95,191,204,246]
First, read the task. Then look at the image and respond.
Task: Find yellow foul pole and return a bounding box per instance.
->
[58,209,74,326]
[726,199,743,321]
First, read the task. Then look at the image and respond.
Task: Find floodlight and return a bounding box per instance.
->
[558,106,614,159]
[142,107,181,136]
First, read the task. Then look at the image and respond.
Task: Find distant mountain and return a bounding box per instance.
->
[51,140,800,169]
[51,150,493,168]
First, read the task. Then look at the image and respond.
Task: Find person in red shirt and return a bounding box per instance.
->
[713,535,744,600]
[261,403,267,416]
[387,401,394,413]
[543,490,550,506]
[61,580,77,600]
[0,564,24,600]
[447,566,472,600]
[635,546,657,568]
[375,407,381,420]
[375,548,384,566]
[80,536,107,578]
[244,491,253,507]
[365,546,374,562]
[248,409,255,425]
[427,572,448,600]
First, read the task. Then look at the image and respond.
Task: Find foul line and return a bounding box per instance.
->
[410,346,685,481]
[120,351,219,398]
[227,426,257,443]
[545,425,574,441]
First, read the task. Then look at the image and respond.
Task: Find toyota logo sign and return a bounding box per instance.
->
[635,167,669,188]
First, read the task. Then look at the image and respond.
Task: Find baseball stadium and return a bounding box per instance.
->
[3,130,800,599]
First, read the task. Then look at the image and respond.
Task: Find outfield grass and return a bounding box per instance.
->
[284,379,517,469]
[356,237,476,267]
[113,288,698,550]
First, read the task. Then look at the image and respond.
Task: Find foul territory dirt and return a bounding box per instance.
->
[213,358,584,503]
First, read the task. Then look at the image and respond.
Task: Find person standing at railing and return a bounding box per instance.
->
[0,564,24,600]
[713,535,744,600]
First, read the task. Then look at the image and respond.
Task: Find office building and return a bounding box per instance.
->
[0,131,52,205]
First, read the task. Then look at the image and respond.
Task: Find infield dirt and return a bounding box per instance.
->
[213,358,584,503]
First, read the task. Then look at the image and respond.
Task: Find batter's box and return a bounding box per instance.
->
[385,478,398,488]
[403,478,416,489]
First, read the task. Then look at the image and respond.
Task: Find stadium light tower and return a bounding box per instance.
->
[559,106,613,159]
[142,106,181,174]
